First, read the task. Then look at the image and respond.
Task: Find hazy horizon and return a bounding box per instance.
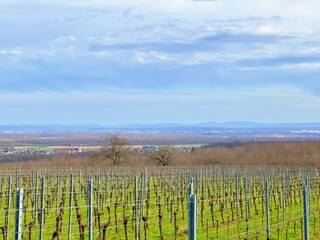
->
[1,121,320,129]
[1,0,320,125]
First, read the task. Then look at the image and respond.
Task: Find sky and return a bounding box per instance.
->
[1,0,320,125]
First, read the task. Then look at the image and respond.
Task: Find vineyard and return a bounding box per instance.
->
[0,166,319,240]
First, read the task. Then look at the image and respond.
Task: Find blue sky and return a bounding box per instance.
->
[1,0,320,125]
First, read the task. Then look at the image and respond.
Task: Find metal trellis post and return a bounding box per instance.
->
[236,171,239,219]
[6,176,12,240]
[68,174,73,240]
[56,172,60,214]
[244,176,249,239]
[188,177,194,196]
[87,179,93,240]
[303,184,309,240]
[282,174,286,222]
[188,193,197,240]
[34,172,38,221]
[15,188,23,240]
[39,176,45,240]
[265,178,270,240]
[134,176,138,240]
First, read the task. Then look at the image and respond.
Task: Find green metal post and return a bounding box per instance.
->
[15,188,23,240]
[303,183,309,240]
[188,194,197,240]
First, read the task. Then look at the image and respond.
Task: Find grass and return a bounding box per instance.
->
[15,146,54,152]
[172,144,207,148]
[0,167,319,239]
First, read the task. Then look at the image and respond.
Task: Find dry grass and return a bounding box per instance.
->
[1,141,319,169]
[173,141,320,166]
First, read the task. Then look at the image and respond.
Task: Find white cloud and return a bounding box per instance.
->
[53,35,77,43]
[257,25,277,34]
[133,51,173,64]
[0,48,23,55]
[0,0,319,93]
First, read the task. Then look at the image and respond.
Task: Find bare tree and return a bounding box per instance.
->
[150,146,172,166]
[98,135,129,166]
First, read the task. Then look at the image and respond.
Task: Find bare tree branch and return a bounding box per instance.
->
[98,135,129,166]
[150,146,172,166]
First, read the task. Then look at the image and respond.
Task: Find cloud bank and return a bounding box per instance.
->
[0,0,320,123]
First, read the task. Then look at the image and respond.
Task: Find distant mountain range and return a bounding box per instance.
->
[115,121,320,129]
[1,121,320,132]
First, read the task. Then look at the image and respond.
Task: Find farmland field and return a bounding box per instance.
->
[0,166,319,239]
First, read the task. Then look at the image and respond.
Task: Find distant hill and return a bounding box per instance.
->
[1,121,320,132]
[114,121,320,129]
[194,121,320,128]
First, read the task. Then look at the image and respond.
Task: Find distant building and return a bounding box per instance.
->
[137,145,156,153]
[1,147,14,154]
[68,147,83,154]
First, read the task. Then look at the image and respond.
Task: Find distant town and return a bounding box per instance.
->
[0,144,199,157]
[1,122,320,158]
